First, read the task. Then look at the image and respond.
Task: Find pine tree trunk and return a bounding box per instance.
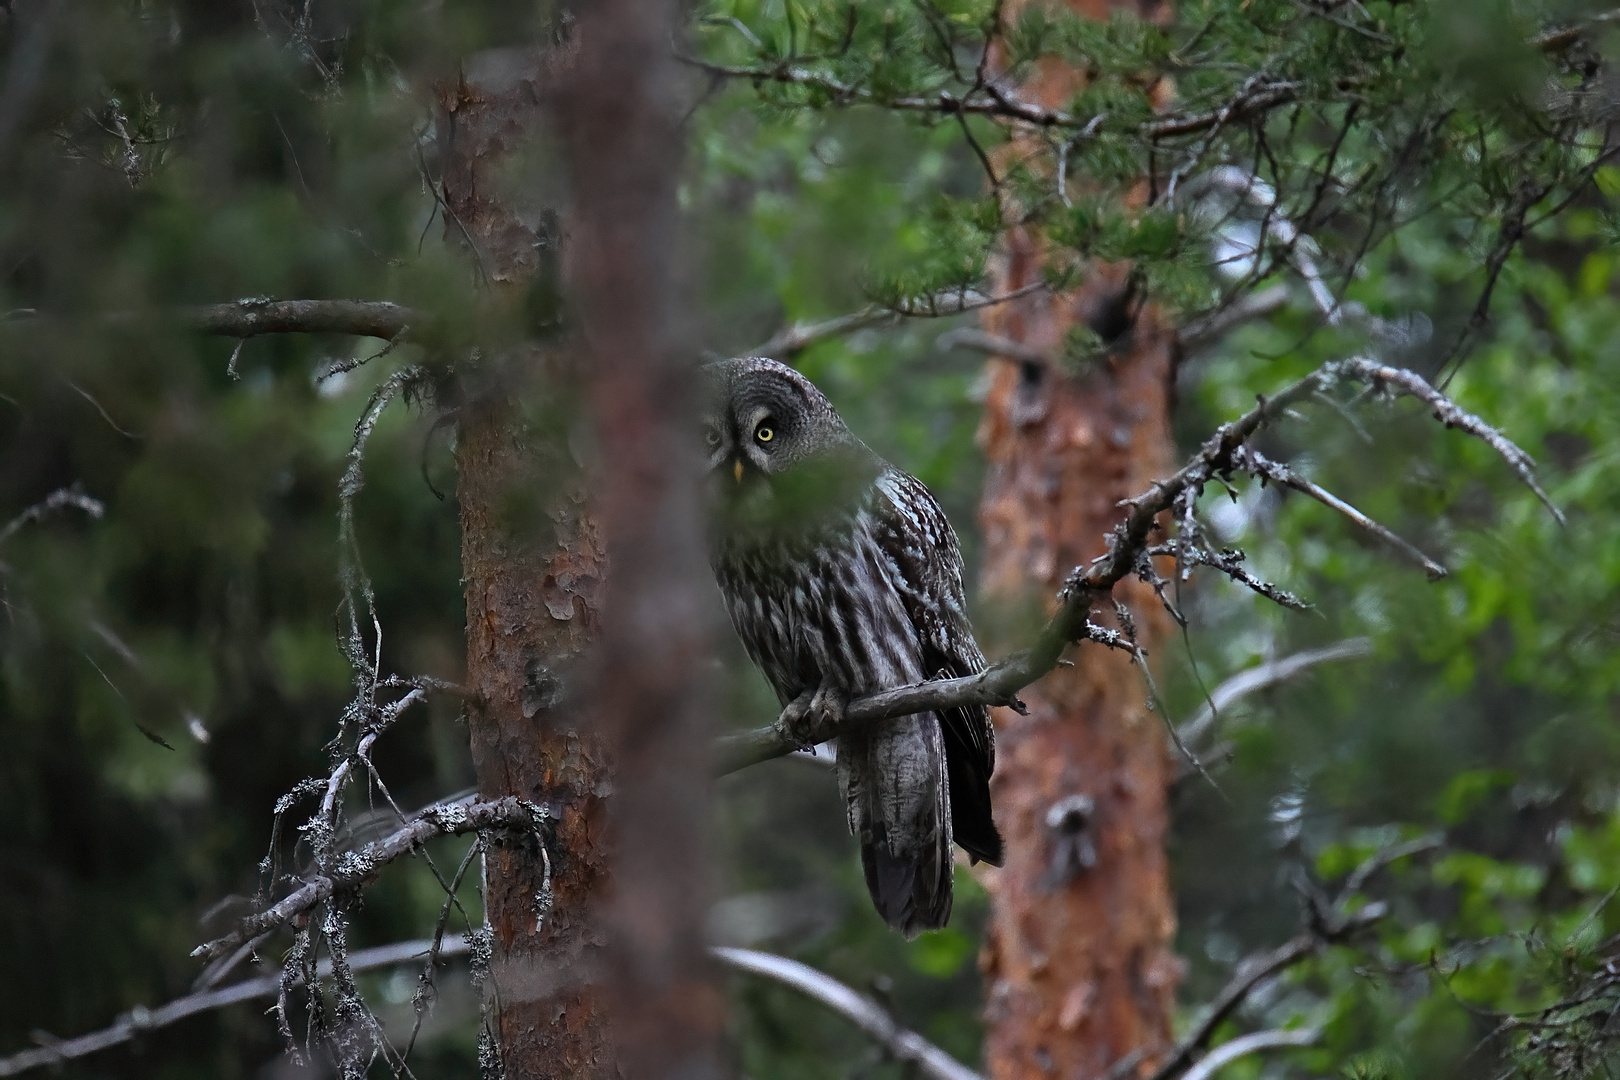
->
[447,7,721,1076]
[978,3,1181,1076]
[444,51,620,1077]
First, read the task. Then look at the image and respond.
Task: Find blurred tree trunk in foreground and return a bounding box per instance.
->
[978,1,1181,1077]
[451,6,719,1078]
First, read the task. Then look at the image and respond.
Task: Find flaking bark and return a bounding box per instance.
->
[444,55,618,1079]
[976,3,1181,1075]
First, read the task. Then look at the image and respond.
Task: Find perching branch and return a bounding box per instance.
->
[190,796,543,963]
[713,947,985,1080]
[717,357,1560,775]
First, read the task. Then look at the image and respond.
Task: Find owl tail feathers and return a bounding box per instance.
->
[860,823,953,938]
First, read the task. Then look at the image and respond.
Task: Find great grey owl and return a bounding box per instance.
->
[702,356,1002,935]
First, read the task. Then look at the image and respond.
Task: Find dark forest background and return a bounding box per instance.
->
[5,1,1620,1077]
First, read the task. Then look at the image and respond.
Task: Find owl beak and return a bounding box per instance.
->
[733,458,745,484]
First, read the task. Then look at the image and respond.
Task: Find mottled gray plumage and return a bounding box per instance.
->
[702,356,1002,936]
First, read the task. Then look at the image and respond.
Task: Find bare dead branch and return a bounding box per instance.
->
[752,306,898,358]
[1130,835,1442,1080]
[1175,639,1374,747]
[1237,447,1448,580]
[183,298,414,340]
[191,796,542,962]
[1346,358,1565,524]
[1339,832,1444,898]
[6,938,986,1080]
[0,486,104,548]
[2,299,416,342]
[1177,284,1290,352]
[750,282,1048,358]
[1142,904,1382,1080]
[718,356,1558,774]
[1148,543,1313,613]
[713,947,984,1080]
[678,56,1071,127]
[1179,1028,1321,1080]
[934,326,1050,365]
[0,937,474,1078]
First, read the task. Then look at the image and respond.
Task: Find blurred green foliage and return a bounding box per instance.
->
[6,0,1620,1078]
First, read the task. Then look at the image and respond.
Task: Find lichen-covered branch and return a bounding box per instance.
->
[0,938,476,1079]
[3,938,984,1080]
[717,358,1559,775]
[191,796,544,963]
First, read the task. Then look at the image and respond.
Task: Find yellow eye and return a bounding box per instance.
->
[755,426,774,443]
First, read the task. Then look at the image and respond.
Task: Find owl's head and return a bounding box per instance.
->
[699,356,857,477]
[699,357,875,527]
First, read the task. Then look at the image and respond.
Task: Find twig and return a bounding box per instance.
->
[1148,543,1313,613]
[678,56,1071,128]
[1346,358,1565,525]
[750,282,1048,358]
[713,947,984,1080]
[1175,639,1372,747]
[191,796,543,962]
[1,299,416,343]
[1179,1028,1321,1080]
[752,307,898,357]
[1238,447,1447,580]
[934,327,1050,365]
[682,55,1298,143]
[1141,904,1382,1080]
[1338,833,1443,899]
[1177,284,1290,352]
[0,486,104,548]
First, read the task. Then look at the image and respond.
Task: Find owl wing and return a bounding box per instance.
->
[870,469,1003,866]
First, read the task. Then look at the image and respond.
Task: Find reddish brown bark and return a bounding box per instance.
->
[443,53,619,1079]
[976,3,1181,1078]
[447,7,721,1076]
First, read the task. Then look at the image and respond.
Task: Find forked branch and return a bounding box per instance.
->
[717,357,1560,774]
[190,796,543,962]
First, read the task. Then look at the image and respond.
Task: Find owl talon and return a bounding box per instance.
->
[776,690,818,750]
[806,684,849,742]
